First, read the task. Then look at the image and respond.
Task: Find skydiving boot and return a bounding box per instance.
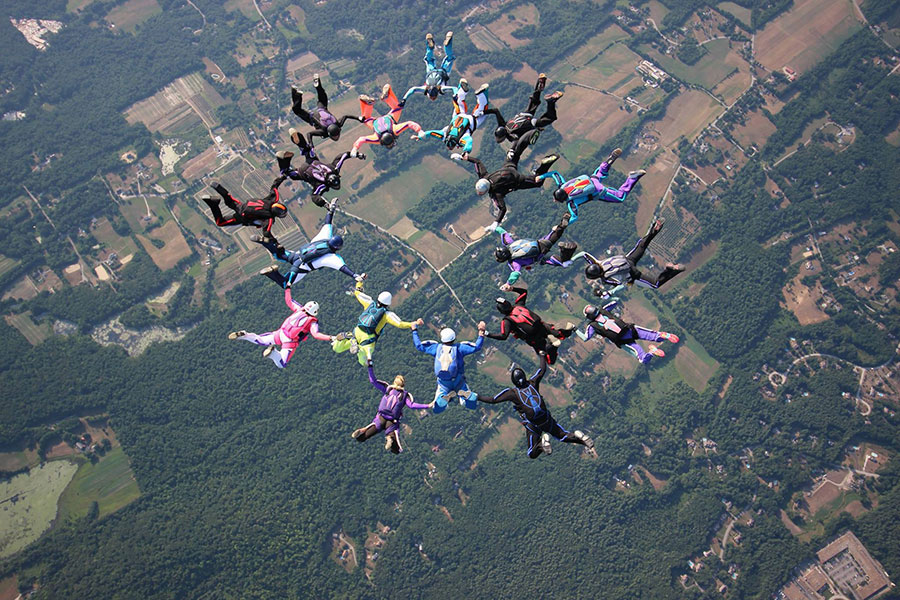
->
[425,32,435,49]
[544,90,564,102]
[648,345,665,358]
[657,263,685,287]
[475,82,489,95]
[535,73,547,92]
[658,331,680,344]
[381,84,392,100]
[262,345,276,358]
[210,181,229,200]
[571,430,594,449]
[628,169,647,182]
[540,432,552,455]
[276,150,294,175]
[227,330,248,340]
[291,86,302,105]
[533,154,560,177]
[359,94,376,105]
[649,217,665,236]
[443,31,453,47]
[200,196,219,210]
[312,73,320,88]
[558,241,578,264]
[606,147,623,167]
[289,127,303,146]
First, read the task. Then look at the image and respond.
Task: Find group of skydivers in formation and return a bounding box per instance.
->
[201,33,686,458]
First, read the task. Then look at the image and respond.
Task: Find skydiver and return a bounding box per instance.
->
[486,286,575,365]
[279,133,365,208]
[411,320,486,413]
[493,212,578,288]
[227,286,334,369]
[256,199,364,288]
[332,277,422,366]
[414,83,497,154]
[402,32,457,103]
[352,359,434,454]
[476,351,593,459]
[486,73,564,145]
[576,300,679,364]
[538,148,646,223]
[201,173,288,242]
[290,74,364,144]
[452,133,560,230]
[575,218,685,295]
[350,84,423,155]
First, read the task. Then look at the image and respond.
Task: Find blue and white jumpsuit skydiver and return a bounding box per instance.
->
[415,84,501,154]
[476,353,593,459]
[493,212,577,287]
[255,200,363,288]
[411,322,486,413]
[538,148,645,223]
[402,31,457,103]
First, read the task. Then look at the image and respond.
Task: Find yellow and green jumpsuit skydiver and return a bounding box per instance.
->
[332,280,417,365]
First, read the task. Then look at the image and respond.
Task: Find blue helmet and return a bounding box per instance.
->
[328,235,344,251]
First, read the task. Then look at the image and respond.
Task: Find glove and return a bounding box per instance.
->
[450,153,463,161]
[356,152,366,160]
[349,149,358,158]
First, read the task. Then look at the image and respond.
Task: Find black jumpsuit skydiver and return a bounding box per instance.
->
[464,134,556,226]
[477,360,589,458]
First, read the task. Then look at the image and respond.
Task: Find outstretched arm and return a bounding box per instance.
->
[465,155,489,178]
[405,392,432,411]
[393,120,422,135]
[485,318,511,340]
[332,151,355,171]
[308,321,333,341]
[402,86,425,102]
[352,133,380,153]
[367,360,388,393]
[354,279,373,307]
[336,114,365,127]
[530,354,548,387]
[477,389,512,404]
[285,287,302,310]
[385,311,416,330]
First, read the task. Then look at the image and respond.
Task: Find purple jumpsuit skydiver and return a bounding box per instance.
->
[476,354,593,459]
[352,360,432,454]
[493,212,577,287]
[538,148,645,223]
[576,300,679,364]
[290,75,364,144]
[279,139,364,208]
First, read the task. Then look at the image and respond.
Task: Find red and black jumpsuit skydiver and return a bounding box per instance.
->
[476,355,592,459]
[485,286,575,365]
[486,73,563,145]
[458,133,559,230]
[278,139,364,208]
[202,175,288,242]
[290,74,364,144]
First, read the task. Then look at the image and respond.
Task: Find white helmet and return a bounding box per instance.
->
[377,291,393,306]
[303,301,319,316]
[475,178,490,195]
[440,328,456,343]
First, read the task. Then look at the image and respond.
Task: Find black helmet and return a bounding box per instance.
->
[583,304,599,320]
[325,172,341,189]
[427,86,440,100]
[494,246,511,262]
[495,297,512,315]
[553,188,569,203]
[326,123,341,141]
[379,131,396,148]
[511,367,528,389]
[585,263,603,280]
[328,235,344,251]
[493,126,507,143]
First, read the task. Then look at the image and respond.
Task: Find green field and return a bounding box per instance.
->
[0,255,19,279]
[106,0,162,33]
[0,461,79,558]
[58,448,141,521]
[639,39,740,90]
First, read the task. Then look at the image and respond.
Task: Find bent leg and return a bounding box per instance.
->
[240,331,277,346]
[261,268,288,288]
[353,422,380,442]
[525,425,543,459]
[269,347,294,368]
[624,342,651,363]
[441,37,455,74]
[533,101,558,129]
[505,134,533,168]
